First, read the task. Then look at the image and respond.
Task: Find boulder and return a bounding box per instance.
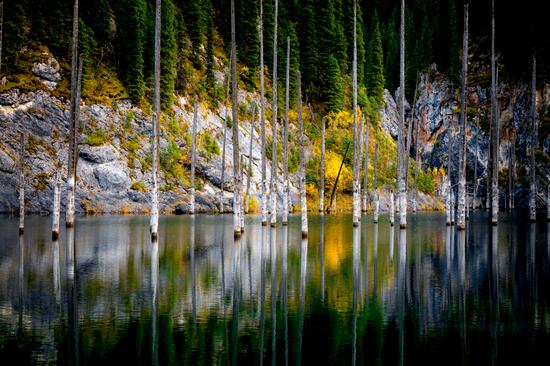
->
[79,145,120,164]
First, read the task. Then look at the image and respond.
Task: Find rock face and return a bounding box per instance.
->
[32,56,61,90]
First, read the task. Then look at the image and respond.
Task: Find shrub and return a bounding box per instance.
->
[131,181,147,192]
[84,128,108,146]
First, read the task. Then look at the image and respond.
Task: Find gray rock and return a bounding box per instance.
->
[94,163,131,190]
[32,57,61,82]
[79,145,120,164]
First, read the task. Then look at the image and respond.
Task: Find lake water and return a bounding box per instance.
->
[0,212,549,365]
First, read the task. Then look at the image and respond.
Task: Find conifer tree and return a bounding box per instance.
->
[160,0,177,109]
[365,15,385,109]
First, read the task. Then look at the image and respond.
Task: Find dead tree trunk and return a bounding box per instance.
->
[507,132,514,211]
[65,0,79,228]
[0,1,4,73]
[270,0,279,227]
[240,154,245,230]
[52,169,62,240]
[246,104,257,214]
[490,0,499,225]
[190,96,198,215]
[405,74,419,190]
[529,56,537,222]
[373,144,379,223]
[327,142,350,214]
[298,70,308,237]
[352,0,360,227]
[457,3,469,230]
[150,0,161,240]
[398,0,407,229]
[320,116,325,214]
[446,117,454,226]
[282,36,290,225]
[362,115,369,212]
[18,131,26,235]
[230,0,242,235]
[220,50,232,214]
[259,0,268,225]
[474,115,479,208]
[390,191,395,226]
[413,100,424,212]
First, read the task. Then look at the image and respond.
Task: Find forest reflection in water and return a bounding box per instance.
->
[0,212,549,365]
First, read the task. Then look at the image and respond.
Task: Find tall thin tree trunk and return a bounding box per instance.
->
[220,50,232,214]
[446,117,454,226]
[457,3,469,230]
[52,170,62,240]
[190,96,198,215]
[398,0,407,229]
[352,0,360,227]
[507,133,513,211]
[529,56,537,222]
[320,117,325,214]
[259,0,268,225]
[282,37,290,225]
[413,101,423,213]
[150,0,161,240]
[298,71,308,237]
[240,154,245,230]
[246,104,257,214]
[66,0,79,228]
[405,74,419,190]
[373,144,379,223]
[270,0,279,227]
[362,115,369,212]
[474,116,479,209]
[390,191,395,226]
[490,0,499,225]
[0,1,3,73]
[547,184,549,221]
[511,137,515,209]
[230,0,242,236]
[18,131,26,235]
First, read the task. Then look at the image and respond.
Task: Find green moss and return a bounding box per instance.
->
[199,132,220,161]
[84,128,108,146]
[121,134,140,153]
[33,172,50,191]
[124,111,135,130]
[131,181,147,192]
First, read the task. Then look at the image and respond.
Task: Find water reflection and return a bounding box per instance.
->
[0,213,549,364]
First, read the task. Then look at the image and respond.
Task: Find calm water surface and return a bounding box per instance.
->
[0,212,549,365]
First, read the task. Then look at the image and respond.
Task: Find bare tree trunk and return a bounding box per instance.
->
[282,37,290,225]
[547,184,550,221]
[405,74,419,190]
[246,104,257,214]
[446,117,454,226]
[398,0,407,229]
[319,117,325,214]
[270,0,279,227]
[474,116,479,209]
[298,71,308,237]
[529,56,537,222]
[190,96,198,215]
[457,3,469,230]
[511,137,515,209]
[413,101,423,213]
[490,0,499,225]
[390,191,395,226]
[373,144,379,223]
[507,133,513,211]
[259,0,268,225]
[150,0,161,240]
[18,131,26,235]
[230,0,242,236]
[220,50,232,214]
[66,0,79,228]
[352,0,360,227]
[362,115,369,212]
[52,170,62,240]
[0,1,3,73]
[240,154,245,230]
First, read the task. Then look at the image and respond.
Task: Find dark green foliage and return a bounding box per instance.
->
[160,0,178,109]
[236,0,259,87]
[383,8,399,95]
[365,15,385,110]
[325,54,344,112]
[2,0,30,71]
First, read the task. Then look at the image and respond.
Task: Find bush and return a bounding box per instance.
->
[160,140,183,179]
[131,181,147,192]
[200,132,220,160]
[84,128,108,146]
[417,170,435,194]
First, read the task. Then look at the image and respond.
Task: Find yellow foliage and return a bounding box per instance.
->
[324,150,352,191]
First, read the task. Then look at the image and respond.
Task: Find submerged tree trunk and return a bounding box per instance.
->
[298,71,308,237]
[529,56,537,222]
[52,170,62,240]
[220,50,232,214]
[190,97,198,215]
[413,101,424,213]
[474,116,479,209]
[390,191,395,226]
[240,155,245,231]
[373,145,379,223]
[490,0,499,225]
[352,0,360,227]
[282,37,290,225]
[18,131,26,235]
[362,115,369,212]
[507,133,514,211]
[320,116,325,214]
[230,0,242,235]
[398,0,407,229]
[246,104,257,214]
[150,0,161,240]
[405,74,419,190]
[259,0,268,225]
[66,0,79,228]
[457,4,469,230]
[446,117,454,226]
[547,184,550,221]
[270,0,279,227]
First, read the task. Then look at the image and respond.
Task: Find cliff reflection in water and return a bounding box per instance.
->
[0,212,549,365]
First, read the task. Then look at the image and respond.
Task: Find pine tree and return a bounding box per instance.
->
[299,0,318,99]
[383,9,399,94]
[325,54,344,112]
[237,0,259,86]
[365,15,385,110]
[160,0,177,109]
[123,0,147,103]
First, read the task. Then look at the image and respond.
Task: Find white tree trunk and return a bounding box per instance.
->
[190,97,198,215]
[18,131,25,235]
[413,103,423,213]
[490,0,499,225]
[373,144,379,223]
[446,178,451,226]
[246,104,256,214]
[298,71,308,237]
[52,171,62,240]
[529,56,537,223]
[457,4,469,230]
[547,184,550,221]
[220,51,232,214]
[390,191,395,226]
[259,0,268,225]
[282,37,290,225]
[320,117,325,214]
[150,0,161,240]
[362,115,369,212]
[451,190,456,225]
[240,155,245,231]
[352,0,360,227]
[270,0,279,227]
[398,0,407,229]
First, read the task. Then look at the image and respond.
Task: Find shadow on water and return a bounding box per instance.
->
[0,212,549,365]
